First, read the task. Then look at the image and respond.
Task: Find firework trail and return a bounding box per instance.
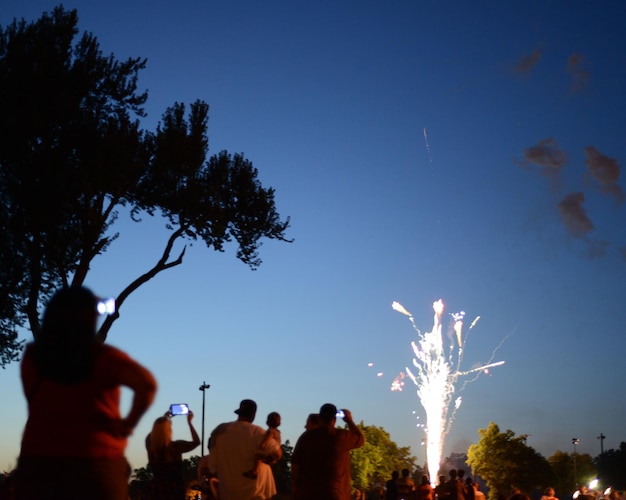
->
[391,299,505,481]
[423,127,433,163]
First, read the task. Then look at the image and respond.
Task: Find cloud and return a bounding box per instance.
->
[558,192,593,238]
[514,49,542,75]
[584,146,625,204]
[519,138,568,170]
[566,52,590,93]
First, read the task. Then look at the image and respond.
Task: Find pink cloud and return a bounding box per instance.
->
[520,137,567,170]
[558,192,593,238]
[584,146,624,204]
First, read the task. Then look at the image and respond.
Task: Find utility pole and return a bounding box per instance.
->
[572,438,580,488]
[199,382,211,452]
[598,433,605,455]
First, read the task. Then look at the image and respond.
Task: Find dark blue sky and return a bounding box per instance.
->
[1,1,625,475]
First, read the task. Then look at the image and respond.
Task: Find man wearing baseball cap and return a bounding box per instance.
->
[207,399,277,499]
[291,403,365,499]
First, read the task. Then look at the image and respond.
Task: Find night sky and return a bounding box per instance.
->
[1,1,625,477]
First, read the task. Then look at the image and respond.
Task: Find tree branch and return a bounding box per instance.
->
[96,226,187,342]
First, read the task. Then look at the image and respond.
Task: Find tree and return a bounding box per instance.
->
[548,450,596,496]
[547,450,572,498]
[467,422,554,499]
[349,422,417,494]
[0,5,291,364]
[271,440,294,494]
[595,442,626,489]
[129,465,152,500]
[441,452,470,477]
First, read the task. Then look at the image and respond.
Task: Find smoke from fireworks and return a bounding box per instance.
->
[391,299,505,481]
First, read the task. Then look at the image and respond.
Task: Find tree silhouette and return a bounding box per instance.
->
[0,6,291,362]
[594,442,626,490]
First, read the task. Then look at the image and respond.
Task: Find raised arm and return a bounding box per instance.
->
[339,409,365,447]
[174,411,201,453]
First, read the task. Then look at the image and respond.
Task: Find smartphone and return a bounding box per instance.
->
[96,297,116,315]
[336,410,345,418]
[169,404,190,416]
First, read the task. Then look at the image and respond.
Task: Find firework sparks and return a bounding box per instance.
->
[391,372,406,391]
[392,301,412,317]
[391,299,505,481]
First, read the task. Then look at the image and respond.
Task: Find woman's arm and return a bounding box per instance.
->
[109,348,157,437]
[173,411,201,453]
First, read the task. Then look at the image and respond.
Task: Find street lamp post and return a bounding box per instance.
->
[572,438,580,488]
[199,382,211,452]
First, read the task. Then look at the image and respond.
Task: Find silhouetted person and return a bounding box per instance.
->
[464,477,475,500]
[15,286,157,500]
[473,482,486,500]
[146,409,201,499]
[244,411,282,479]
[208,399,277,500]
[434,475,450,500]
[386,471,399,500]
[576,486,596,500]
[416,474,434,500]
[305,413,320,430]
[540,487,558,500]
[397,468,416,499]
[447,469,468,500]
[292,403,365,500]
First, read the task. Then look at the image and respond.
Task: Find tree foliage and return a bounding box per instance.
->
[349,422,417,493]
[467,422,554,499]
[595,442,626,490]
[0,5,291,363]
[271,440,293,494]
[548,449,597,497]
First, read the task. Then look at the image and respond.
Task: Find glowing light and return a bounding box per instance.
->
[368,362,374,367]
[377,372,384,377]
[392,301,412,317]
[433,299,443,317]
[392,298,505,481]
[391,372,406,392]
[97,297,116,315]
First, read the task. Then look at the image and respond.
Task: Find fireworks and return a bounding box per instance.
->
[392,299,505,481]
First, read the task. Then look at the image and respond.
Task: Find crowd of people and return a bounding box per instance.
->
[7,286,619,500]
[200,400,365,500]
[9,285,367,499]
[385,468,486,500]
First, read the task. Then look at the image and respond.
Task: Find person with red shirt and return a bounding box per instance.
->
[14,286,157,499]
[416,475,434,500]
[291,403,365,500]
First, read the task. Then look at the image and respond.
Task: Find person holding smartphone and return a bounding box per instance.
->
[15,286,157,499]
[291,403,365,500]
[146,408,201,499]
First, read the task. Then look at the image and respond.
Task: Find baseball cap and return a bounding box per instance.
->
[234,399,257,417]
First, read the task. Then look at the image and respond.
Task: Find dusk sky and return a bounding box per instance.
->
[1,1,625,476]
